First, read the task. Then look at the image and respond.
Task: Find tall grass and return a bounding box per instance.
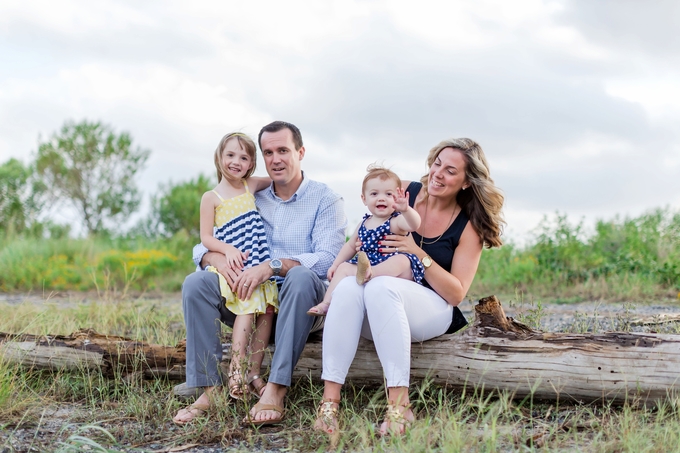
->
[2,207,679,299]
[0,298,185,345]
[3,358,680,451]
[2,294,680,451]
[0,232,195,293]
[2,209,679,451]
[473,207,680,300]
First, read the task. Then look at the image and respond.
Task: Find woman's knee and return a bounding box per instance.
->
[364,277,400,309]
[330,277,364,308]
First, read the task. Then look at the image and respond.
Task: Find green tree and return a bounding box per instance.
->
[151,174,213,239]
[0,158,46,234]
[35,120,150,235]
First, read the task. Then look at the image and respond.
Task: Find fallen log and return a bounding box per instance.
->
[269,295,680,404]
[3,297,680,404]
[0,328,187,379]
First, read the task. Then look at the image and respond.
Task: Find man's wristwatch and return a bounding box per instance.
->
[421,255,433,269]
[269,259,282,276]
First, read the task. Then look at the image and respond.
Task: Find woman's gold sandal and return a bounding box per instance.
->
[379,402,413,436]
[313,398,341,434]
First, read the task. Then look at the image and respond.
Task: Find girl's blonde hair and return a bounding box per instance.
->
[419,138,505,248]
[362,163,402,193]
[213,132,257,182]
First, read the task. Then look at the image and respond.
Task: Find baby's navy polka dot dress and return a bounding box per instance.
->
[348,213,425,284]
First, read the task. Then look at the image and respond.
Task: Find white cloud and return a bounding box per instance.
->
[0,0,679,241]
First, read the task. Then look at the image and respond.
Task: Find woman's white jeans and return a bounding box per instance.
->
[321,275,454,388]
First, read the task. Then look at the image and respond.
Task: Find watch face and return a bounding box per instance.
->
[422,256,433,268]
[270,259,282,275]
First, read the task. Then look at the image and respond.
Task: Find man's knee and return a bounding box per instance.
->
[280,266,324,306]
[182,271,223,312]
[284,265,316,285]
[182,271,214,295]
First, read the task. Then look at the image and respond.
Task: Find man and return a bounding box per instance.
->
[175,121,346,425]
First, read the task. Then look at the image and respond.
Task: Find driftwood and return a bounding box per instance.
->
[3,297,680,404]
[287,296,680,404]
[0,328,187,380]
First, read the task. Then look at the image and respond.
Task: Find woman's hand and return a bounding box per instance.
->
[380,233,420,256]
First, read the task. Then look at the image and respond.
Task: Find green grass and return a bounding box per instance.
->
[1,207,680,450]
[0,297,185,345]
[472,207,680,301]
[1,295,680,452]
[2,207,679,302]
[0,233,195,293]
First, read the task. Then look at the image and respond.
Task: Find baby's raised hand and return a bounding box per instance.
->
[392,187,409,212]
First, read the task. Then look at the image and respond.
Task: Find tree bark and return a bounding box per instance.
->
[3,296,680,404]
[0,328,187,379]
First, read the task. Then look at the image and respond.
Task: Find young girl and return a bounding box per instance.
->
[199,132,276,400]
[307,164,423,316]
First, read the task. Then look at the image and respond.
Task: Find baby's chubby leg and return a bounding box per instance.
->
[372,254,413,281]
[334,262,359,281]
[322,262,359,305]
[307,262,358,316]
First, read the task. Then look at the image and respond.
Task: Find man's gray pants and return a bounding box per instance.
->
[182,266,326,388]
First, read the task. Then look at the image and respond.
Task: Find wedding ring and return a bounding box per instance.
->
[396,247,399,252]
[243,284,249,287]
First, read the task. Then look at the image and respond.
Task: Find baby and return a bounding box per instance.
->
[308,164,423,316]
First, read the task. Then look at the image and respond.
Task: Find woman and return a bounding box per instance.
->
[314,138,505,436]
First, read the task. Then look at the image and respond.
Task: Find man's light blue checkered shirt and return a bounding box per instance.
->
[193,173,347,281]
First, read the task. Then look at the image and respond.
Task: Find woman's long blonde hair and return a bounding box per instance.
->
[419,138,505,248]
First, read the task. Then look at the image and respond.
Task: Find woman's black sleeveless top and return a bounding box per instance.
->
[407,181,468,334]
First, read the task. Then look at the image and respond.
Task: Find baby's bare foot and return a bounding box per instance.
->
[307,302,330,316]
[356,252,372,285]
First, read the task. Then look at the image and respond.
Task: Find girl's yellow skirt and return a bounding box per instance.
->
[206,266,278,315]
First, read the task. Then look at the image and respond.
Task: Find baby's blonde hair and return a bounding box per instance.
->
[213,132,257,182]
[361,163,402,194]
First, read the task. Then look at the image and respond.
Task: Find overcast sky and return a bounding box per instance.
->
[1,0,679,241]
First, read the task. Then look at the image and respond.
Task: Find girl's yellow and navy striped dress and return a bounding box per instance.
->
[205,181,278,315]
